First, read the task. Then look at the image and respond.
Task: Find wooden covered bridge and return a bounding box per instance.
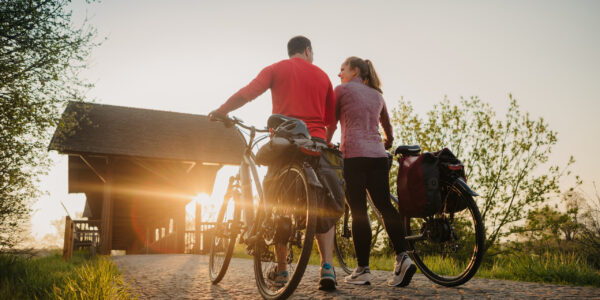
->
[49,102,245,255]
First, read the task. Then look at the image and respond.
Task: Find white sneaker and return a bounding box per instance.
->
[388,252,416,287]
[344,267,372,285]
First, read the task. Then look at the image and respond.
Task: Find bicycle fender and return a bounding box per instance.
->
[303,165,323,188]
[454,178,479,197]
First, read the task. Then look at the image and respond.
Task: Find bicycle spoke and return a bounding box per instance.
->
[404,189,485,287]
[254,163,316,299]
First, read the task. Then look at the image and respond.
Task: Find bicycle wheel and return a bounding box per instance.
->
[254,163,317,300]
[209,177,242,284]
[334,203,356,274]
[334,192,385,275]
[403,184,485,287]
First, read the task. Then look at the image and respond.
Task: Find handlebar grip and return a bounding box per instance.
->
[209,110,234,127]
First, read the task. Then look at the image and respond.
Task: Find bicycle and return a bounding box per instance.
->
[208,114,328,300]
[334,145,485,287]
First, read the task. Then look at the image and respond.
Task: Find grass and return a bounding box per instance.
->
[477,252,600,287]
[231,242,600,287]
[371,251,600,287]
[0,250,135,299]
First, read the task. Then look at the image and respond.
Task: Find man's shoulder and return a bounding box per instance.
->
[274,58,329,79]
[306,62,329,77]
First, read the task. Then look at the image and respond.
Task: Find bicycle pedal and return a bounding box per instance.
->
[245,234,258,246]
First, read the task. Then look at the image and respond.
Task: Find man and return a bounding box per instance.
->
[209,36,339,290]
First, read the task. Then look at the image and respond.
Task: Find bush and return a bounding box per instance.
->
[0,251,134,299]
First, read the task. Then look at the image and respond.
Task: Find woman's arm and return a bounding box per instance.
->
[380,99,394,149]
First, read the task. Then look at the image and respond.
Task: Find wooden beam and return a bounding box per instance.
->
[99,158,113,255]
[79,154,107,183]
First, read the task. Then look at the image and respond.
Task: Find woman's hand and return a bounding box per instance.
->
[384,138,393,150]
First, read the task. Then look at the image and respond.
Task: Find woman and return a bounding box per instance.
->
[335,57,416,287]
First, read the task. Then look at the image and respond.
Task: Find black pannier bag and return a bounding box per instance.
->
[315,147,345,227]
[256,115,344,233]
[437,148,469,213]
[396,148,468,217]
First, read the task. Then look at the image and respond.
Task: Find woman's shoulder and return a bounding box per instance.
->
[334,82,350,96]
[335,80,363,92]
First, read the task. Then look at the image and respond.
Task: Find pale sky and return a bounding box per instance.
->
[32,0,600,241]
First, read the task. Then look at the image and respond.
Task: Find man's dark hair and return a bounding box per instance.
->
[287,36,311,57]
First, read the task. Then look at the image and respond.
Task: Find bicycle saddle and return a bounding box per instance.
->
[267,114,311,140]
[394,145,421,156]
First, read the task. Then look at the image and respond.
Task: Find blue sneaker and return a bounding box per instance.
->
[267,265,289,287]
[319,262,337,290]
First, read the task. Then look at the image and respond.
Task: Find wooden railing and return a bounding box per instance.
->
[62,216,217,257]
[184,222,216,254]
[73,219,100,251]
[184,230,195,254]
[63,217,100,261]
[148,231,178,253]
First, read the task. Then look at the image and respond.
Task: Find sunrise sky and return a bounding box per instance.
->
[31,0,600,242]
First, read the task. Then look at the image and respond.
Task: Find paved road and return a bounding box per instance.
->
[113,254,599,299]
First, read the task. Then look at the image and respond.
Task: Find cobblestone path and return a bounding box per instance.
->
[113,254,599,299]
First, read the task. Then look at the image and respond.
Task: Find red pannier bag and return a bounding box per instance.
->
[396,148,467,217]
[396,151,442,217]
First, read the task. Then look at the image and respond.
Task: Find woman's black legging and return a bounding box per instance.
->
[344,157,408,267]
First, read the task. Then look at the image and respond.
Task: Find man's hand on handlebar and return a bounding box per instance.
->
[208,110,233,127]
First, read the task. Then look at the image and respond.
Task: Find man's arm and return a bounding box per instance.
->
[215,65,274,115]
[324,82,337,144]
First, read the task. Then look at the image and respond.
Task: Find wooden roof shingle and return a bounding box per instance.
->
[49,102,246,165]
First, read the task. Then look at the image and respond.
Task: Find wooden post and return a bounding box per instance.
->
[194,200,201,254]
[145,226,149,254]
[175,204,186,253]
[99,159,113,255]
[62,216,73,261]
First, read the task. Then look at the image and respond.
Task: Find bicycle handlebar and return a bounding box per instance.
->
[211,111,270,133]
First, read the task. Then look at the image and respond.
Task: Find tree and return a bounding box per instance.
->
[514,204,580,250]
[578,184,600,267]
[0,0,97,250]
[388,95,579,248]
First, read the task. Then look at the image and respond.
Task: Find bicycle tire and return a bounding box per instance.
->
[209,178,242,284]
[334,203,356,274]
[334,192,386,275]
[403,187,485,287]
[254,163,317,300]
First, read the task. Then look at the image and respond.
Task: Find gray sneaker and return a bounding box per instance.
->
[388,252,416,287]
[344,266,372,285]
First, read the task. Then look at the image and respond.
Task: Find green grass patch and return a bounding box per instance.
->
[232,243,253,259]
[230,240,600,287]
[370,252,600,287]
[0,250,135,299]
[477,252,600,287]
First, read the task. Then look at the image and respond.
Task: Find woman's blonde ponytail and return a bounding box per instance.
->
[364,59,382,93]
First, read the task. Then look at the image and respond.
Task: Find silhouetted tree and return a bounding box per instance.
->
[0,0,97,250]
